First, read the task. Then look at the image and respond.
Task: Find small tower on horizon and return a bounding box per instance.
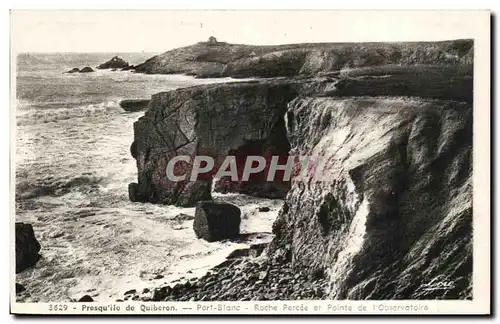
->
[207,36,218,44]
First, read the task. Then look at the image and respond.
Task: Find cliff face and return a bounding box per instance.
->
[130,79,300,206]
[134,39,473,78]
[269,96,472,299]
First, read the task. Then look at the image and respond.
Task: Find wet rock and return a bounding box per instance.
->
[124,289,137,295]
[130,141,138,159]
[128,183,145,202]
[15,222,41,273]
[171,213,195,223]
[249,243,268,258]
[79,67,94,73]
[258,206,270,212]
[227,248,249,259]
[97,56,130,69]
[153,274,164,280]
[66,67,80,73]
[142,288,150,294]
[15,283,26,294]
[151,286,172,301]
[78,295,94,302]
[193,201,241,242]
[119,99,150,112]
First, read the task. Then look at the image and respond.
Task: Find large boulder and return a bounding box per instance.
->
[97,56,130,69]
[193,201,241,242]
[79,67,94,73]
[119,99,150,112]
[15,223,41,273]
[66,67,80,73]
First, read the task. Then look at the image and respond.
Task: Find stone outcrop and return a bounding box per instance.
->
[130,79,300,206]
[80,67,94,73]
[78,295,94,302]
[97,56,130,70]
[193,201,241,242]
[65,67,94,73]
[15,222,41,273]
[119,99,150,112]
[221,49,309,78]
[16,283,26,294]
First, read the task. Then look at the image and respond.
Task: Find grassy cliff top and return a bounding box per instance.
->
[134,39,473,78]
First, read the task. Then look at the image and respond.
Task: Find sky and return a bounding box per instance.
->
[10,10,488,53]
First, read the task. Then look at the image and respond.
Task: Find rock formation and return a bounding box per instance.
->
[134,39,472,78]
[15,222,41,273]
[97,56,130,69]
[130,79,298,206]
[119,99,150,112]
[193,201,241,242]
[130,40,473,299]
[269,95,472,299]
[65,67,94,73]
[78,295,94,302]
[16,283,26,294]
[79,67,94,73]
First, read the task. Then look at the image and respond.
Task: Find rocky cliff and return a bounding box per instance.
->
[269,95,472,299]
[134,39,473,78]
[130,42,473,299]
[130,79,300,206]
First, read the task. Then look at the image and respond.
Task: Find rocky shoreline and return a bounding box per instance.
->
[116,244,327,302]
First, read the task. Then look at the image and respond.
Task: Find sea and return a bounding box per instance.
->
[14,53,281,302]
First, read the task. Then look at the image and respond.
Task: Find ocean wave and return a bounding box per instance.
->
[16,100,125,126]
[16,174,105,200]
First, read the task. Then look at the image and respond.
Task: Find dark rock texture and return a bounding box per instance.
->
[119,99,150,112]
[65,67,95,73]
[15,222,41,273]
[97,56,130,69]
[16,283,26,294]
[193,201,241,242]
[135,39,472,78]
[66,67,80,73]
[78,295,94,302]
[79,67,94,73]
[130,79,300,206]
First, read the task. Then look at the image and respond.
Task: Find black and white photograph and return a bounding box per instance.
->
[9,9,490,315]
